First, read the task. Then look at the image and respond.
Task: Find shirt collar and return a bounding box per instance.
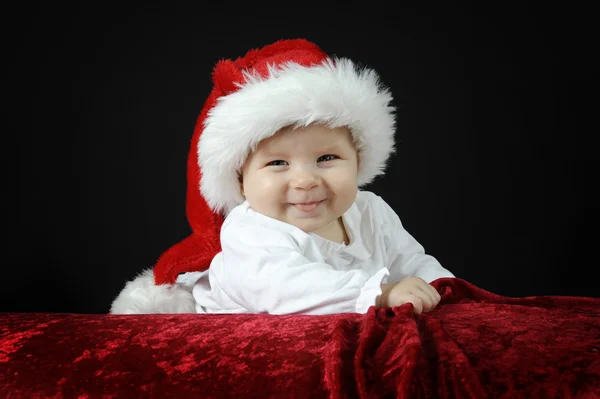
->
[309,201,372,261]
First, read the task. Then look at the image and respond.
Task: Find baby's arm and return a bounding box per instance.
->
[380,220,450,313]
[210,222,389,315]
[379,201,454,283]
[371,195,454,313]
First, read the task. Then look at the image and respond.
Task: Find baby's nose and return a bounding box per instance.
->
[290,169,319,190]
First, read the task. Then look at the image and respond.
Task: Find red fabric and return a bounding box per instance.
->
[153,38,329,285]
[2,278,599,398]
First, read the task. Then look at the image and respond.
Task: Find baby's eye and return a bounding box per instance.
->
[266,160,288,166]
[317,154,338,162]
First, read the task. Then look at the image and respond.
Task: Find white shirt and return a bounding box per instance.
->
[191,190,454,315]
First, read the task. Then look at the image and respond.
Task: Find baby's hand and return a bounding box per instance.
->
[378,277,441,315]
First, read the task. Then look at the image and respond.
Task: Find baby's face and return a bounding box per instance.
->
[241,124,358,236]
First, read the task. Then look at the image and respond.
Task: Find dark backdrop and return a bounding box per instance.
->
[4,4,596,313]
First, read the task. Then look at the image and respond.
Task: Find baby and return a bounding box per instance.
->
[110,38,455,315]
[192,122,454,315]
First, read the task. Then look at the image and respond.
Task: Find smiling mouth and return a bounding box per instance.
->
[292,200,324,212]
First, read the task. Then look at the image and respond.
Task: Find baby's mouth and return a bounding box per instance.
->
[292,200,324,212]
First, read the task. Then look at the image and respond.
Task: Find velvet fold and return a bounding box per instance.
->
[2,278,598,398]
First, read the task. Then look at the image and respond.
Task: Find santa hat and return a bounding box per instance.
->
[110,38,396,314]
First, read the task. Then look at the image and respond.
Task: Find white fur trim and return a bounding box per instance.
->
[110,269,197,314]
[198,58,396,215]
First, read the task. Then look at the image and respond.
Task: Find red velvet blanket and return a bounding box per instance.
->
[1,278,599,398]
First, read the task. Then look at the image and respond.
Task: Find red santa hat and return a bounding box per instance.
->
[110,38,396,314]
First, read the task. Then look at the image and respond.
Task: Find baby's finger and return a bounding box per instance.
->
[414,286,437,310]
[402,294,424,315]
[429,283,442,303]
[416,280,442,305]
[415,290,437,312]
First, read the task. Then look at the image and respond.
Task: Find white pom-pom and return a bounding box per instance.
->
[110,269,199,314]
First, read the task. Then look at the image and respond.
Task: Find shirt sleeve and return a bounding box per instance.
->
[376,197,455,283]
[210,220,388,315]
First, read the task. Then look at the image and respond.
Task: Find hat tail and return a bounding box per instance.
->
[154,233,220,285]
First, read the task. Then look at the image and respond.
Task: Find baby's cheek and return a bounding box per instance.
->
[266,181,290,213]
[334,174,359,197]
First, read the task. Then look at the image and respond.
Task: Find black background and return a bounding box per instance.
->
[4,4,597,314]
